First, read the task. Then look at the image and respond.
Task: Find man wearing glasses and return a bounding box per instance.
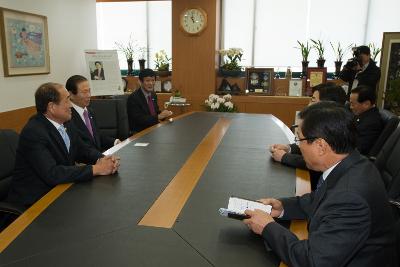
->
[243,102,397,266]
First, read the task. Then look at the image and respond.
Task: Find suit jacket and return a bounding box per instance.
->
[355,107,383,155]
[339,59,381,93]
[70,107,115,151]
[127,88,160,133]
[263,150,397,267]
[7,113,103,207]
[281,143,307,169]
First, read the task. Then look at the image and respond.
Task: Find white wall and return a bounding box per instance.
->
[365,0,400,64]
[0,0,97,112]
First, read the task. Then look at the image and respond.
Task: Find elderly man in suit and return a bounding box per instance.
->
[7,83,120,207]
[127,68,173,133]
[244,102,397,267]
[66,75,120,152]
[349,85,383,155]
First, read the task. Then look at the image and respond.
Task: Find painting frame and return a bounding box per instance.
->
[306,67,327,88]
[0,7,50,76]
[245,67,274,95]
[377,32,400,108]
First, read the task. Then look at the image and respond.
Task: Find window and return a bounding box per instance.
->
[96,1,172,70]
[222,0,398,72]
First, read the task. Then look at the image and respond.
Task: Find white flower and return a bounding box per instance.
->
[223,94,232,101]
[224,101,234,109]
[217,97,225,104]
[215,102,220,109]
[205,99,210,105]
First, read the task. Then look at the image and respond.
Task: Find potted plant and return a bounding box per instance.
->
[154,50,171,76]
[330,42,353,78]
[218,48,244,77]
[295,40,312,78]
[204,94,237,112]
[115,35,136,76]
[138,46,148,71]
[311,39,325,67]
[368,43,382,63]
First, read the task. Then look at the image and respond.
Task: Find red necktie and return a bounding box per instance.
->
[147,95,156,116]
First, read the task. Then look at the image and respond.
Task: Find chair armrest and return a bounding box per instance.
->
[389,199,400,210]
[0,201,25,216]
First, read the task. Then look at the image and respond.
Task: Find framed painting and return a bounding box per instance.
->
[377,32,400,112]
[0,7,50,76]
[245,67,274,95]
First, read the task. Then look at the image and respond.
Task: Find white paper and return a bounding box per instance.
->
[227,197,271,214]
[103,139,131,156]
[134,143,149,147]
[84,50,124,96]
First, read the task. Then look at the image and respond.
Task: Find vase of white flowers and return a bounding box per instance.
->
[204,94,237,112]
[218,48,244,77]
[155,50,171,76]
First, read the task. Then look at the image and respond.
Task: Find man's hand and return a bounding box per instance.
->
[243,209,275,235]
[93,155,120,176]
[270,149,287,162]
[269,144,290,153]
[158,110,173,120]
[257,198,284,218]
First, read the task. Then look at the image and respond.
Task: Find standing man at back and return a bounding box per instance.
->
[7,83,120,207]
[127,69,173,133]
[66,75,120,151]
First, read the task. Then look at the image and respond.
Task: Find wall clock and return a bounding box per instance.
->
[180,8,207,36]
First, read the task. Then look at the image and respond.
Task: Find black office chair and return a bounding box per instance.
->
[374,125,400,259]
[368,109,400,157]
[0,129,25,231]
[89,98,130,140]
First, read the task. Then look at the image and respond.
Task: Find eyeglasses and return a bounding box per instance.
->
[294,136,317,144]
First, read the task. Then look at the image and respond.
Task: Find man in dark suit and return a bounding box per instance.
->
[7,83,120,207]
[350,85,383,155]
[127,68,173,133]
[269,84,347,189]
[66,75,120,152]
[244,102,397,266]
[339,45,381,94]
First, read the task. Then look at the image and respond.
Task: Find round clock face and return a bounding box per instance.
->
[180,8,207,35]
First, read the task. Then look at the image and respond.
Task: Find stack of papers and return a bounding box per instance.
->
[219,196,271,220]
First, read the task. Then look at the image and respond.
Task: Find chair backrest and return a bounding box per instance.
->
[89,99,130,140]
[0,129,19,201]
[368,109,400,157]
[375,125,400,200]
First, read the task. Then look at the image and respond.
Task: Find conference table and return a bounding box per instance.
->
[0,112,309,267]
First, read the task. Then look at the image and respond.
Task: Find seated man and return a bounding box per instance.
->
[244,102,397,267]
[7,83,120,207]
[127,69,173,133]
[350,85,383,155]
[270,83,347,170]
[66,75,120,152]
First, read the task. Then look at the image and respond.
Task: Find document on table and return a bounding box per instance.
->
[219,196,272,220]
[134,143,149,147]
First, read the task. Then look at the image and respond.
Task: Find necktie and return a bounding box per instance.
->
[316,175,324,191]
[58,125,70,152]
[83,109,94,138]
[147,95,156,116]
